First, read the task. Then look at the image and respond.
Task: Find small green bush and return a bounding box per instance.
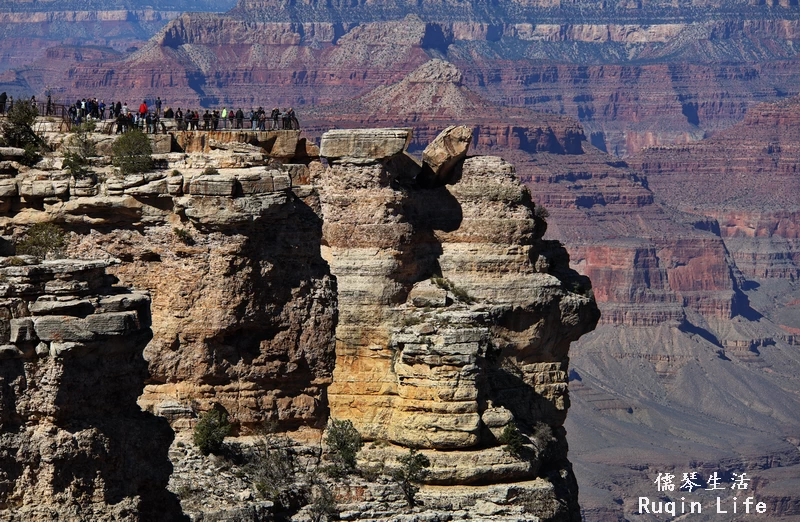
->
[22,143,43,167]
[534,205,550,220]
[324,419,362,477]
[112,129,153,174]
[193,408,232,456]
[173,227,194,246]
[15,223,67,259]
[202,166,220,176]
[2,103,38,144]
[499,423,526,458]
[431,276,475,304]
[392,448,431,507]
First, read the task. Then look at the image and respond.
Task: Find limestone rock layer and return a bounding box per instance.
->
[0,125,598,520]
[0,259,184,521]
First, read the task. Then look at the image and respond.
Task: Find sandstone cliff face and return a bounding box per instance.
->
[0,131,337,433]
[0,259,184,521]
[316,128,598,507]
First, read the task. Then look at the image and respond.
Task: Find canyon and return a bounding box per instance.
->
[0,0,799,519]
[303,60,800,519]
[2,0,800,156]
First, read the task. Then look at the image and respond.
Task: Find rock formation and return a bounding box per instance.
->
[517,102,800,520]
[632,96,800,283]
[0,258,184,521]
[317,126,598,518]
[1,128,337,433]
[0,123,599,520]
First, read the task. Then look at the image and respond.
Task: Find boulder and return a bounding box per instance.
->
[0,147,25,160]
[237,172,274,194]
[407,279,449,308]
[0,178,18,197]
[125,178,169,196]
[186,174,236,196]
[422,125,472,184]
[320,128,411,164]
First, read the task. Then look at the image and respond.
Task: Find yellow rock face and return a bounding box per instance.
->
[318,128,600,483]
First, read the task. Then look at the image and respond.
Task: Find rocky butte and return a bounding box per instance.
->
[0,123,599,520]
[0,258,184,521]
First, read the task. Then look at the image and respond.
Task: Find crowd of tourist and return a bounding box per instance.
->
[0,92,41,115]
[0,93,301,134]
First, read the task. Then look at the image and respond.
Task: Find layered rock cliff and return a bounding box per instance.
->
[0,124,599,519]
[517,100,800,520]
[0,258,184,521]
[8,0,800,156]
[1,131,337,433]
[317,129,598,494]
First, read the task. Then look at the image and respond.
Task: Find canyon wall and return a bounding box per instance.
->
[0,258,184,521]
[519,98,800,520]
[0,124,600,519]
[5,0,800,156]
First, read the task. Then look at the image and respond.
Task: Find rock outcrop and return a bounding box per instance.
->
[0,130,337,433]
[0,258,184,521]
[318,127,599,501]
[0,124,599,520]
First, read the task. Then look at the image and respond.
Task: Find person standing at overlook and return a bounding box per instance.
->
[235,108,244,129]
[287,107,298,130]
[139,100,148,119]
[221,107,228,129]
[0,92,6,114]
[270,107,279,130]
[155,96,162,117]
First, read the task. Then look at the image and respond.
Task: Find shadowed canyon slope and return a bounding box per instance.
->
[2,0,800,155]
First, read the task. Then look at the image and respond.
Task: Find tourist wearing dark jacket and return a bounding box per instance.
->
[235,108,244,129]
